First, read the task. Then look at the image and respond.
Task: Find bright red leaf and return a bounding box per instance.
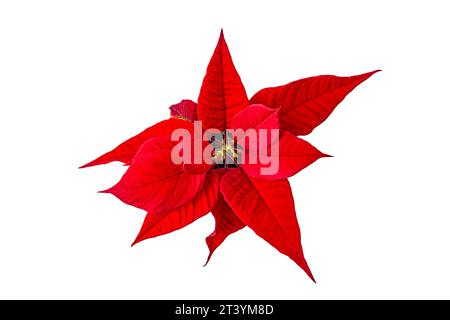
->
[231,104,280,133]
[133,171,219,246]
[250,70,380,135]
[101,136,206,214]
[204,169,245,265]
[231,104,280,148]
[197,30,248,131]
[232,104,327,180]
[180,132,215,175]
[80,117,192,168]
[205,192,245,265]
[241,130,329,180]
[220,168,315,281]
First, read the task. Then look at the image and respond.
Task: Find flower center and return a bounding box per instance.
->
[211,133,240,169]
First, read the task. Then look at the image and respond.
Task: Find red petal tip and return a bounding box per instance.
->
[302,263,316,283]
[218,29,225,43]
[298,256,317,283]
[203,236,214,267]
[353,69,381,83]
[131,234,145,247]
[366,69,382,77]
[79,162,92,169]
[203,254,212,267]
[97,188,112,194]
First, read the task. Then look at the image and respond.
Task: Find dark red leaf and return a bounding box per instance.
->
[80,118,192,168]
[132,171,219,246]
[101,137,206,214]
[220,168,315,281]
[198,30,248,131]
[169,99,198,122]
[250,70,380,135]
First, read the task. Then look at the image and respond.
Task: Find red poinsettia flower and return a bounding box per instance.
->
[81,30,378,282]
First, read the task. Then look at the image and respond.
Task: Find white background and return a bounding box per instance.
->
[1,0,449,299]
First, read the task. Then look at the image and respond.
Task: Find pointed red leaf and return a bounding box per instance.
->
[220,168,315,281]
[198,30,248,131]
[80,118,192,168]
[181,135,215,175]
[231,104,279,132]
[250,70,380,135]
[169,99,198,122]
[231,104,280,154]
[132,171,219,246]
[204,169,245,265]
[205,195,245,265]
[241,130,329,180]
[101,137,206,214]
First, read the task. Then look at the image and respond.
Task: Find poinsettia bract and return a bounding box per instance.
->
[81,30,379,282]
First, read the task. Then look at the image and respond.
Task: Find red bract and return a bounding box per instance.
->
[81,30,379,282]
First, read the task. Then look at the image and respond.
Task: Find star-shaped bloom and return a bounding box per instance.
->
[81,30,378,281]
